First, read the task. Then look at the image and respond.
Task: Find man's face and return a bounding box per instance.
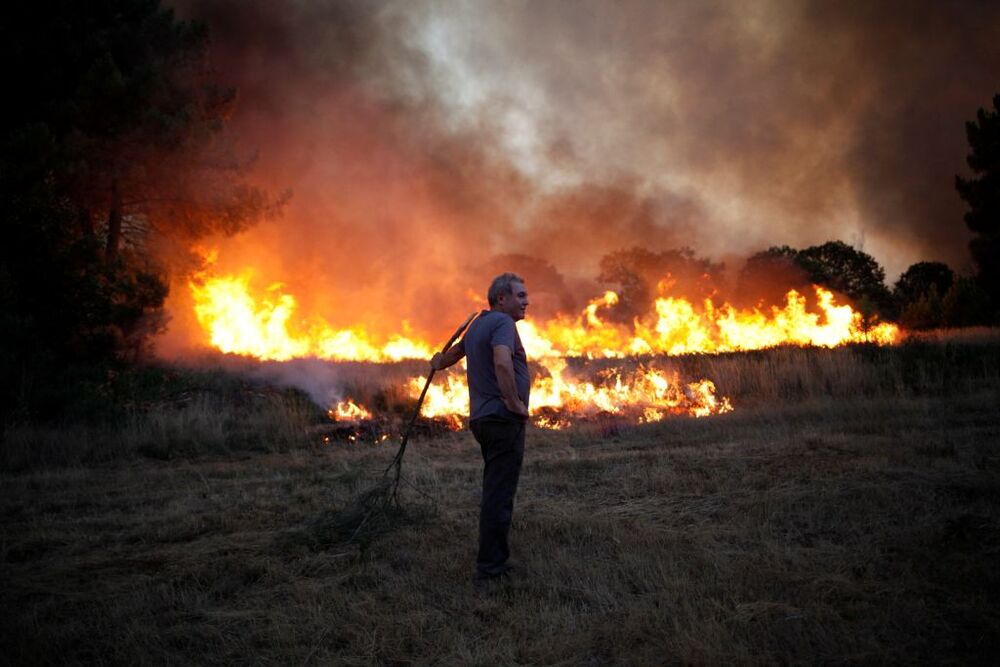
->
[497,281,529,321]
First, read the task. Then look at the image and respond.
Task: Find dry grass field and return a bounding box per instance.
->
[2,335,999,664]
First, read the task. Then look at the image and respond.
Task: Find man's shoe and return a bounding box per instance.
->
[485,560,523,575]
[498,560,522,575]
[473,568,510,593]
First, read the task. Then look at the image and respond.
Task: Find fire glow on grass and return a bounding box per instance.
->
[189,253,900,429]
[414,357,733,430]
[328,399,372,422]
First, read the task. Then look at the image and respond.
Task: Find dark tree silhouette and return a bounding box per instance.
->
[942,277,992,327]
[955,93,1000,316]
[5,0,283,262]
[894,261,955,330]
[0,0,284,420]
[736,246,811,306]
[898,285,944,330]
[894,261,955,306]
[598,247,722,321]
[740,241,893,319]
[793,241,893,311]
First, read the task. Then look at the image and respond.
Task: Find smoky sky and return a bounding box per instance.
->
[165,0,1000,343]
[393,0,1000,275]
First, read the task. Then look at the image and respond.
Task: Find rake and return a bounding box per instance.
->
[385,310,479,501]
[326,311,478,545]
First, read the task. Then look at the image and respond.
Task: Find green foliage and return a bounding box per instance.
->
[955,93,1000,313]
[741,246,801,273]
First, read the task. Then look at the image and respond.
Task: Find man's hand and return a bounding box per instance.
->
[430,340,465,372]
[503,397,530,418]
[494,344,528,419]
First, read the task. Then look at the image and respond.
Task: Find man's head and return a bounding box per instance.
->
[487,272,529,321]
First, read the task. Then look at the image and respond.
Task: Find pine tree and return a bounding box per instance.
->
[955,94,1000,317]
[0,0,284,419]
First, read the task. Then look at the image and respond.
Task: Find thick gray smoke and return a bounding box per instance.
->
[388,0,1000,278]
[165,0,1000,349]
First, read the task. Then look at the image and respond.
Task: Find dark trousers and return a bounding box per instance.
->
[469,417,526,577]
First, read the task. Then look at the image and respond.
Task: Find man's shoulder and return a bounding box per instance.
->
[470,310,512,332]
[466,311,515,351]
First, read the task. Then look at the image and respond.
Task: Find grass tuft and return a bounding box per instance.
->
[280,477,434,553]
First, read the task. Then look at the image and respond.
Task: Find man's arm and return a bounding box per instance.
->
[430,340,465,371]
[493,344,529,418]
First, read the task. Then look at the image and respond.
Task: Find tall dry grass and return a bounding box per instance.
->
[4,335,998,474]
[1,380,320,472]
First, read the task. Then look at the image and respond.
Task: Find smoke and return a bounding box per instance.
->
[246,358,350,408]
[396,0,1000,276]
[160,0,1000,353]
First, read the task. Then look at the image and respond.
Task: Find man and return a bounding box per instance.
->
[431,272,531,586]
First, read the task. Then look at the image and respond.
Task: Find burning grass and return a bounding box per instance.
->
[189,258,901,363]
[182,260,907,433]
[3,336,999,471]
[2,334,999,662]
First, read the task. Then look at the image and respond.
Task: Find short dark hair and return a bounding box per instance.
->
[487,272,525,307]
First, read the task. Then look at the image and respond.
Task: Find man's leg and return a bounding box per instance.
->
[470,418,526,578]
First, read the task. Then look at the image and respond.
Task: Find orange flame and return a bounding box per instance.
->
[519,284,899,359]
[189,251,901,429]
[328,399,372,422]
[530,358,733,426]
[189,265,433,363]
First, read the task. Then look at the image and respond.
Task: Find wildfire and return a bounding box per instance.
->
[329,358,732,432]
[189,267,433,363]
[410,373,468,430]
[189,253,901,430]
[518,284,899,359]
[328,399,372,422]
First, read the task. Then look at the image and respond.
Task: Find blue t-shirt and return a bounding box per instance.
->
[463,310,530,422]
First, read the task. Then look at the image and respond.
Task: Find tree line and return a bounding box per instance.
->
[588,240,991,333]
[742,242,990,330]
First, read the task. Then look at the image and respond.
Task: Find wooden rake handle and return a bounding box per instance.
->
[386,311,479,476]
